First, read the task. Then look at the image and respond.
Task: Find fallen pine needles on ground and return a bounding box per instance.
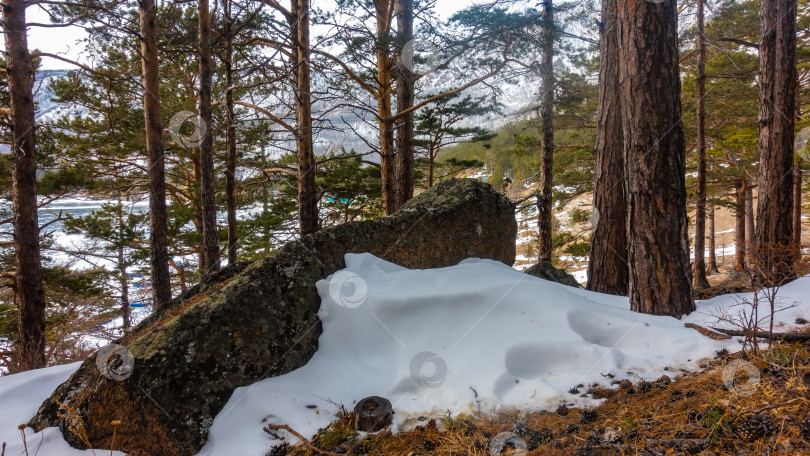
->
[266,342,810,456]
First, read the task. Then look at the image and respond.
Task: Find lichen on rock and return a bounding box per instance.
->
[29,178,516,456]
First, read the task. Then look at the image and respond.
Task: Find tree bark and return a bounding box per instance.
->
[3,0,46,370]
[224,0,238,262]
[394,0,415,210]
[117,202,131,330]
[537,0,554,262]
[708,200,719,273]
[292,0,318,234]
[587,0,628,296]
[193,156,206,270]
[428,143,435,188]
[119,246,130,330]
[745,183,755,267]
[198,0,220,273]
[693,0,710,289]
[617,0,694,317]
[139,0,172,310]
[755,0,797,284]
[794,166,802,249]
[735,180,747,271]
[375,0,396,215]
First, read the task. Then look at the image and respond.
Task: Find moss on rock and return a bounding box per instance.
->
[29,179,516,456]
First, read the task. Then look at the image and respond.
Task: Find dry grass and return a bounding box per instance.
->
[268,343,810,456]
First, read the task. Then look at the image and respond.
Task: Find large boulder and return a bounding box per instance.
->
[29,179,516,456]
[523,261,583,288]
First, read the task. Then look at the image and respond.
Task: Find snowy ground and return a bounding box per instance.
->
[1,253,809,456]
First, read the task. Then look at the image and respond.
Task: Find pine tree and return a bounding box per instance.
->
[617,0,694,317]
[588,0,627,296]
[198,0,220,272]
[2,0,47,369]
[755,0,798,284]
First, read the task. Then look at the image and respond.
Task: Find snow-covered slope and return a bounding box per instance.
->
[34,69,69,121]
[2,254,808,456]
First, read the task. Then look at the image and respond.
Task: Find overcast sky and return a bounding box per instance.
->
[19,1,479,70]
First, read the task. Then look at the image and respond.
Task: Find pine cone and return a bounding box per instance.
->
[585,432,601,446]
[762,366,785,380]
[580,409,598,424]
[636,380,652,394]
[736,413,774,441]
[268,443,290,456]
[512,419,529,437]
[686,409,702,422]
[527,428,553,449]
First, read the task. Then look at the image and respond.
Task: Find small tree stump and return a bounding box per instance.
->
[354,396,393,432]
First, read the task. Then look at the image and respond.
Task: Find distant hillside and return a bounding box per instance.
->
[438,116,596,201]
[34,69,69,121]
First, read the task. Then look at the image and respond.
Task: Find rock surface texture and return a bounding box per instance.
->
[523,261,583,288]
[29,179,516,456]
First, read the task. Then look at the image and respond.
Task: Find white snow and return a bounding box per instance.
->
[0,362,126,455]
[570,268,589,284]
[1,253,809,456]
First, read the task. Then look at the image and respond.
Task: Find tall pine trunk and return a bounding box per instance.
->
[537,0,554,262]
[394,0,414,210]
[118,246,131,330]
[116,201,131,330]
[139,0,172,310]
[708,200,719,273]
[617,0,694,317]
[428,143,435,188]
[587,0,628,296]
[193,157,206,269]
[755,0,797,284]
[3,0,46,370]
[794,166,802,249]
[693,0,710,289]
[736,180,747,271]
[745,184,755,267]
[198,0,220,272]
[375,0,396,215]
[292,0,318,234]
[224,0,238,262]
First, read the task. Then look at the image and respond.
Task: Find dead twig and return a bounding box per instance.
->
[685,323,733,340]
[264,424,344,456]
[747,398,805,416]
[709,328,810,341]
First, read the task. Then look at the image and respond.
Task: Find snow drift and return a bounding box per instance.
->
[201,253,737,455]
[3,253,809,456]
